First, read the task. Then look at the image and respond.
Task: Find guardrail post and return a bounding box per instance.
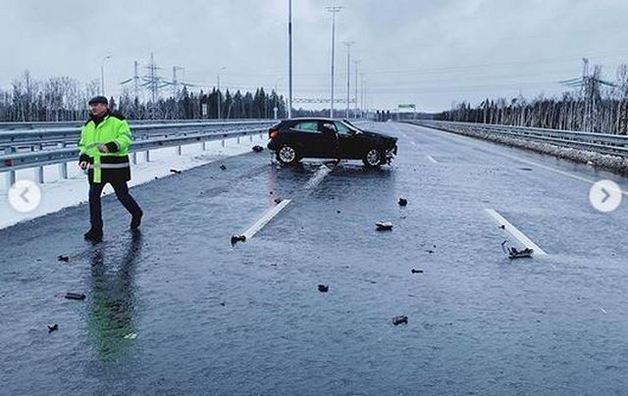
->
[237,136,241,144]
[202,142,207,151]
[221,139,225,147]
[58,143,68,179]
[177,145,182,156]
[145,150,150,162]
[4,147,16,190]
[36,165,44,184]
[132,152,137,165]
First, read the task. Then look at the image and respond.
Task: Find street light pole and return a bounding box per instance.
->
[327,6,342,118]
[343,41,354,119]
[217,66,226,119]
[353,60,359,119]
[288,0,293,118]
[101,55,111,96]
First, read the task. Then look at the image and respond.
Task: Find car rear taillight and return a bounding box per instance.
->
[268,128,279,140]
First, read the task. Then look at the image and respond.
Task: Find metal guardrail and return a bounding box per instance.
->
[1,123,272,189]
[406,120,628,157]
[0,120,275,150]
[0,118,271,131]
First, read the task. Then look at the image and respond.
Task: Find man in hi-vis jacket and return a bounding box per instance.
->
[78,96,143,242]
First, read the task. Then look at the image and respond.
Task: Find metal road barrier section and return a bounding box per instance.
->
[1,120,275,189]
[406,120,628,157]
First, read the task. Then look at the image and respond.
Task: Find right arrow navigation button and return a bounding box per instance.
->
[590,180,623,213]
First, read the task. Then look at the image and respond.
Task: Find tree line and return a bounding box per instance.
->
[0,70,288,121]
[435,64,628,134]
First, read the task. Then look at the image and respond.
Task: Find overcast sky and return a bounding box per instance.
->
[2,0,627,112]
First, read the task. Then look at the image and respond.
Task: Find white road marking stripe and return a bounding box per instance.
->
[486,209,547,255]
[241,163,334,241]
[304,164,333,190]
[242,199,292,240]
[427,155,438,164]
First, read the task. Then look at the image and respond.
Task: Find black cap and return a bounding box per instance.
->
[88,95,108,105]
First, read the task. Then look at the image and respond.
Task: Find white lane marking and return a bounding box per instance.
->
[426,155,438,164]
[486,209,547,256]
[304,164,333,190]
[414,123,628,195]
[241,163,334,241]
[242,199,292,240]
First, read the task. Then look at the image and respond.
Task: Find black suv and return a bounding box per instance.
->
[267,118,398,167]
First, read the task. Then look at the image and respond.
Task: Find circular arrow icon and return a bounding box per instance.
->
[8,180,42,213]
[589,180,622,213]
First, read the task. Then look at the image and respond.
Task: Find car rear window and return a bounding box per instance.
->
[295,121,319,132]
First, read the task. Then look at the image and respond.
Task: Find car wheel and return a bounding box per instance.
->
[362,147,382,168]
[276,144,300,165]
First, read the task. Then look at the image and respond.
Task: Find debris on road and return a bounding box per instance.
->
[47,324,58,333]
[57,255,69,262]
[274,198,283,204]
[392,315,408,326]
[398,197,408,206]
[500,225,506,230]
[169,169,182,174]
[411,269,424,274]
[425,249,434,254]
[336,210,341,214]
[123,333,138,340]
[64,292,86,301]
[318,284,329,293]
[501,241,534,259]
[230,234,247,246]
[376,222,393,231]
[252,145,264,152]
[220,164,227,171]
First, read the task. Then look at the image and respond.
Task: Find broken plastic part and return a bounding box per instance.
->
[501,241,534,259]
[376,222,393,231]
[57,255,69,262]
[411,269,424,274]
[219,164,227,170]
[48,324,58,333]
[274,198,282,204]
[64,292,86,300]
[252,145,264,152]
[169,169,182,174]
[398,198,408,206]
[230,235,247,246]
[318,284,329,293]
[392,315,408,326]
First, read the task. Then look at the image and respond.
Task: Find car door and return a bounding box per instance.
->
[335,121,362,159]
[317,121,340,158]
[287,121,323,157]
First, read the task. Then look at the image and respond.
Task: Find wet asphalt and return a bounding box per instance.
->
[1,121,628,395]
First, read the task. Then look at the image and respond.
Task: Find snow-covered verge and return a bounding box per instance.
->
[426,124,628,175]
[0,135,269,230]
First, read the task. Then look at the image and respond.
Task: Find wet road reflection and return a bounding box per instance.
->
[88,231,143,361]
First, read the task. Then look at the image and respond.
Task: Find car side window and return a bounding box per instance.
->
[321,122,337,133]
[294,122,319,133]
[334,122,351,136]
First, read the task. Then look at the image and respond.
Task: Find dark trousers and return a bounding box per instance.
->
[89,182,142,230]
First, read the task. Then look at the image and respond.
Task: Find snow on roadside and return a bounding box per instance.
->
[0,135,269,230]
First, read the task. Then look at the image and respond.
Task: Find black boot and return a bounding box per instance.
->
[130,211,143,230]
[84,228,103,242]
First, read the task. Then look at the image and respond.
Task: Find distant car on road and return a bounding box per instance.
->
[267,118,398,167]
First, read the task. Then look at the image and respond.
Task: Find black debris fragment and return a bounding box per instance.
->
[336,210,341,214]
[48,324,58,333]
[376,222,393,231]
[392,315,408,326]
[499,225,506,230]
[230,235,247,246]
[219,164,227,171]
[57,255,69,262]
[219,302,226,307]
[501,241,534,259]
[398,197,408,207]
[269,191,273,195]
[411,269,424,274]
[318,284,329,293]
[64,292,86,301]
[425,249,434,254]
[252,145,264,152]
[274,198,283,204]
[169,169,182,174]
